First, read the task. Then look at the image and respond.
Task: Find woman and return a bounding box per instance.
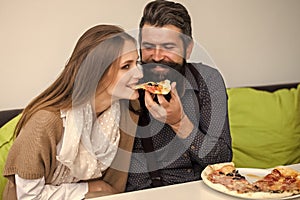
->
[3,24,143,199]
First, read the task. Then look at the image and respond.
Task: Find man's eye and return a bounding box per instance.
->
[142,44,154,49]
[163,45,175,50]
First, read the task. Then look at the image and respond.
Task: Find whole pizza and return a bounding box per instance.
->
[201,162,300,199]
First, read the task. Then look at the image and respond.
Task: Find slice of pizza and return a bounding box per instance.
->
[204,162,256,194]
[134,79,171,95]
[253,166,300,194]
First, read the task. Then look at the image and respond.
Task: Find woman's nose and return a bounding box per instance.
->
[134,64,143,79]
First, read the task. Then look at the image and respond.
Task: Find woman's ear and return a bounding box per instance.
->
[185,41,194,60]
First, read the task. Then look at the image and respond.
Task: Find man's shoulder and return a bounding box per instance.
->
[188,62,220,75]
[186,62,226,89]
[187,62,224,81]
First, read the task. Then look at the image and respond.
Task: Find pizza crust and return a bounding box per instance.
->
[275,166,300,178]
[201,162,297,199]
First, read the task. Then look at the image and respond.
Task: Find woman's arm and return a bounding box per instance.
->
[15,175,88,200]
[15,175,119,200]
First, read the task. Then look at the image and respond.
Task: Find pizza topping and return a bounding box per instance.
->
[134,80,171,95]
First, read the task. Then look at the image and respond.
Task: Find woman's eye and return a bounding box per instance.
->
[121,64,130,69]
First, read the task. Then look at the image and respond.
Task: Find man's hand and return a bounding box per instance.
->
[145,82,183,125]
[145,82,194,138]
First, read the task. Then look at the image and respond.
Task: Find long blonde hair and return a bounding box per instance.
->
[15,24,137,136]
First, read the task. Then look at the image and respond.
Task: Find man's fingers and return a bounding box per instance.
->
[171,82,177,90]
[145,91,160,112]
[144,91,154,107]
[171,82,179,98]
[157,94,167,105]
[144,91,167,121]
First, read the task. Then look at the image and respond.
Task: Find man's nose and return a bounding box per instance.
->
[152,47,164,62]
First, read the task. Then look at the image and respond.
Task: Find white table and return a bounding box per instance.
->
[87,180,241,200]
[87,163,300,200]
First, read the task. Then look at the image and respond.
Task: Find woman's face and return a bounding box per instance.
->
[106,40,143,100]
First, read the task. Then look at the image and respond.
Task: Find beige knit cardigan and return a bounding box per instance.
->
[3,101,139,199]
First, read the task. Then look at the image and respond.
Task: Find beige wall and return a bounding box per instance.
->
[1,0,299,110]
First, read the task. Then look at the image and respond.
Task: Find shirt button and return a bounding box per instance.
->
[183,153,188,157]
[187,169,192,173]
[190,145,196,150]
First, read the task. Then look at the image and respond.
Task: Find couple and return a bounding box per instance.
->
[3,0,232,199]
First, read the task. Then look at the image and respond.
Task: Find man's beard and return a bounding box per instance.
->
[141,60,186,96]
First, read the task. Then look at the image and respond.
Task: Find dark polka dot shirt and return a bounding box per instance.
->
[126,63,232,191]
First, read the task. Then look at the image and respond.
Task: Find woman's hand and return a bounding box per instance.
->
[87,179,118,194]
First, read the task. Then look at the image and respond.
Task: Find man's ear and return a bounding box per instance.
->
[185,40,194,60]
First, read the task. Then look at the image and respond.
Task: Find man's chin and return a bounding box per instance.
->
[150,68,170,75]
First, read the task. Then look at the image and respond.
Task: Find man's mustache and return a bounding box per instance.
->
[141,63,168,71]
[141,61,181,71]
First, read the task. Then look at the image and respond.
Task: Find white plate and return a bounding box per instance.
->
[238,168,271,183]
[201,163,300,199]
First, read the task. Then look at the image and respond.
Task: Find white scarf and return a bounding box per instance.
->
[57,101,121,180]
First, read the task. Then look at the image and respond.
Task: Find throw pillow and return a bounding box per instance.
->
[227,84,300,168]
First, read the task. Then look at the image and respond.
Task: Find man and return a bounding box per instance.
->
[126,0,232,191]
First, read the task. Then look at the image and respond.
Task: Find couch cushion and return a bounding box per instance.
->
[227,84,300,168]
[0,114,21,199]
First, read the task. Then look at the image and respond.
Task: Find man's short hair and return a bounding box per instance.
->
[140,0,193,41]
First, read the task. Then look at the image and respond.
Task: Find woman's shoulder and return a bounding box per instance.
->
[33,109,60,118]
[22,109,63,140]
[29,109,61,126]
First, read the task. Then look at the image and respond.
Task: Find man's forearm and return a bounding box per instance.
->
[170,114,194,139]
